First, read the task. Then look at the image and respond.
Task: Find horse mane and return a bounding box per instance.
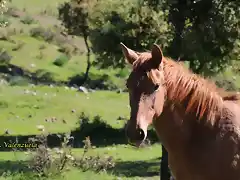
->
[132,52,236,124]
[162,58,223,124]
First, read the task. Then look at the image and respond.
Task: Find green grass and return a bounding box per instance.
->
[0,85,129,135]
[0,145,162,180]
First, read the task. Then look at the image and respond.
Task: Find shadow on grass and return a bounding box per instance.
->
[68,72,119,90]
[0,160,31,176]
[0,64,63,86]
[0,158,161,178]
[0,64,122,90]
[0,113,159,151]
[111,157,161,178]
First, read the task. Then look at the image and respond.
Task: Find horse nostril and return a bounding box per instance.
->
[136,128,145,141]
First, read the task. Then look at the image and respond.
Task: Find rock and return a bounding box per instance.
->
[78,86,88,94]
[51,117,57,122]
[36,125,45,131]
[116,89,123,94]
[30,63,36,68]
[24,89,30,94]
[4,129,9,134]
[70,86,76,90]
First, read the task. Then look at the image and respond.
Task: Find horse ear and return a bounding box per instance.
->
[120,42,138,65]
[151,44,163,68]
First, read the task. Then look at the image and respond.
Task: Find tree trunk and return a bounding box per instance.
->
[82,31,91,84]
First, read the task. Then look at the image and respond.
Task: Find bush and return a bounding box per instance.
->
[34,69,55,82]
[6,6,20,18]
[0,48,11,64]
[12,41,25,51]
[53,54,69,67]
[115,68,130,78]
[0,15,10,27]
[20,15,37,24]
[214,76,239,91]
[29,27,55,42]
[8,76,30,86]
[25,133,115,178]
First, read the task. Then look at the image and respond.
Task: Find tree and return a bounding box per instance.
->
[58,0,93,84]
[58,0,174,69]
[88,0,174,68]
[166,0,240,75]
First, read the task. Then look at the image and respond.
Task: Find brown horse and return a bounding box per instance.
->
[120,42,240,180]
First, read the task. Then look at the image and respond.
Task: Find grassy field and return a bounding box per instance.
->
[0,0,162,179]
[0,84,162,179]
[0,0,239,179]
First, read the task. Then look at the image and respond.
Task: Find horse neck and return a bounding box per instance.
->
[162,60,223,125]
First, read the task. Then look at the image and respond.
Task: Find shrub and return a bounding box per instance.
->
[8,76,30,86]
[115,68,129,78]
[0,48,11,64]
[36,51,44,60]
[12,41,25,51]
[53,54,69,67]
[6,6,20,18]
[214,76,239,91]
[0,100,8,108]
[39,44,46,50]
[29,27,55,42]
[26,133,115,178]
[0,15,10,27]
[58,44,74,56]
[20,15,37,24]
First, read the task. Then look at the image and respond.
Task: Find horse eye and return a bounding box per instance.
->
[154,84,159,91]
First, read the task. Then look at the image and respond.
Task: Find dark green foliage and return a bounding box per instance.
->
[20,15,37,24]
[166,0,240,75]
[53,54,69,67]
[29,27,55,42]
[8,76,30,86]
[58,0,173,68]
[58,0,239,74]
[213,75,239,91]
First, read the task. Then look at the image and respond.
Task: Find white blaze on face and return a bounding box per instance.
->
[139,115,148,141]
